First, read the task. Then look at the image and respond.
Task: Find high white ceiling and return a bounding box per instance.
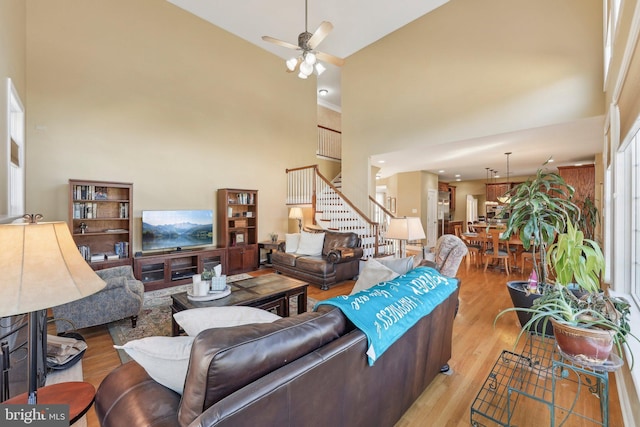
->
[168,0,448,109]
[167,0,603,182]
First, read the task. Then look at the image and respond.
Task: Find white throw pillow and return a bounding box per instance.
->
[296,231,325,256]
[350,258,400,295]
[285,233,301,253]
[377,256,415,276]
[114,336,195,394]
[173,306,281,336]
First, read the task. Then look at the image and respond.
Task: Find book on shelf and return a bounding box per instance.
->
[72,202,98,219]
[90,253,106,262]
[77,245,91,261]
[114,241,129,258]
[106,253,119,261]
[119,202,129,218]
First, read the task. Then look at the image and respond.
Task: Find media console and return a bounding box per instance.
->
[133,248,227,292]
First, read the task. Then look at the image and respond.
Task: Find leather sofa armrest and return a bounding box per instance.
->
[327,247,363,263]
[95,361,180,427]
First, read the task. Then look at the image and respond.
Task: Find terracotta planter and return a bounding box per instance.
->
[550,318,615,364]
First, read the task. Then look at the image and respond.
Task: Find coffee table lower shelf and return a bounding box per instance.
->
[470,334,610,427]
[170,274,308,336]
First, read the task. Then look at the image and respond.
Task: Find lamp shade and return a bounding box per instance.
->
[386,217,426,241]
[289,207,303,220]
[0,221,106,317]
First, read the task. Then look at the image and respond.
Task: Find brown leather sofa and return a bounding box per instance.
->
[271,229,363,290]
[94,284,459,427]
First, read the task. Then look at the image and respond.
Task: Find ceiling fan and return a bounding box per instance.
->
[262,0,345,79]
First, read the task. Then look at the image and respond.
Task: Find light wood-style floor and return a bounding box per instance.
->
[75,265,623,427]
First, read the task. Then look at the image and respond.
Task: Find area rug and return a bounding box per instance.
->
[108,292,319,363]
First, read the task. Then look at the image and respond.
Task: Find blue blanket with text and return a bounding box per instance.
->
[315,266,458,365]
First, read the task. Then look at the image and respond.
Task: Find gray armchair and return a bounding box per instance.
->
[421,234,468,278]
[52,265,144,333]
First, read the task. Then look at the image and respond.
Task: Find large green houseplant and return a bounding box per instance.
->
[496,221,638,368]
[499,167,580,288]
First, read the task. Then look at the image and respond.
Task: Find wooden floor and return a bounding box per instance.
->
[76,265,623,427]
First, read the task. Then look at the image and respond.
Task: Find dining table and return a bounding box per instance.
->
[462,230,525,271]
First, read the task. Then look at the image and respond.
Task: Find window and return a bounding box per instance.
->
[7,78,25,217]
[604,0,622,83]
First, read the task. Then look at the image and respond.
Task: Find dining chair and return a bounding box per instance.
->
[455,224,482,268]
[484,229,510,275]
[521,249,541,273]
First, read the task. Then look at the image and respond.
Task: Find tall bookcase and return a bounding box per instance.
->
[216,188,258,274]
[68,179,133,270]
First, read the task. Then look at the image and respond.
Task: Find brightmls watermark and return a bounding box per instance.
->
[1,405,69,426]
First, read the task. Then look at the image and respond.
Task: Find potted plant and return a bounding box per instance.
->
[499,167,580,288]
[496,167,580,332]
[496,221,638,369]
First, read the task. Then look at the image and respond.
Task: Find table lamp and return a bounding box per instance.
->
[386,217,426,258]
[289,207,303,232]
[0,215,105,404]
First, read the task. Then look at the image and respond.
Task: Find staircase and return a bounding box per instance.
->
[286,165,394,258]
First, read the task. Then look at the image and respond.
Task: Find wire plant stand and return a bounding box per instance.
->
[470,333,616,426]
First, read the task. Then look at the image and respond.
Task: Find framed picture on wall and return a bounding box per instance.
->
[387,197,397,213]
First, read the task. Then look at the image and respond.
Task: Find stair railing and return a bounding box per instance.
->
[286,165,381,258]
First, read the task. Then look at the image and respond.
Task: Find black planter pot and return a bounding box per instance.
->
[506,280,554,336]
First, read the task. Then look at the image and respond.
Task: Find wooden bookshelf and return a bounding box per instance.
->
[216,188,258,274]
[68,179,133,270]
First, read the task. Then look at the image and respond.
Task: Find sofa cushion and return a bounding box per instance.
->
[322,231,359,256]
[178,305,347,426]
[114,336,195,394]
[173,306,281,336]
[377,256,415,276]
[296,231,325,256]
[294,255,334,275]
[350,258,400,294]
[285,233,301,253]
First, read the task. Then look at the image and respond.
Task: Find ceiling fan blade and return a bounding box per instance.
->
[261,35,299,50]
[307,21,333,49]
[316,51,345,67]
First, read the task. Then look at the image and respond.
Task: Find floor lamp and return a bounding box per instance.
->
[289,207,303,232]
[0,216,105,404]
[386,217,426,258]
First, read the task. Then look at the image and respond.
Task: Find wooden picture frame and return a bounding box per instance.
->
[236,231,245,244]
[387,197,397,213]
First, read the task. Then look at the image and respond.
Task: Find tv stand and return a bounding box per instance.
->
[133,248,227,291]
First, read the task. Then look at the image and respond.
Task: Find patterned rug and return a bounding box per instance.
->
[108,279,319,363]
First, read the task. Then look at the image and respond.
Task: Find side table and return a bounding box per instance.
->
[2,381,95,425]
[258,240,283,266]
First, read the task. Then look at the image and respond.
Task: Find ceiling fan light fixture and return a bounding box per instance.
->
[297,71,308,79]
[304,52,316,65]
[286,57,298,71]
[299,61,314,76]
[315,62,326,75]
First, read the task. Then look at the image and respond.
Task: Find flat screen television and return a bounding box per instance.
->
[142,210,213,252]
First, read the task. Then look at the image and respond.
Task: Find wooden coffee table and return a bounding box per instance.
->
[171,273,308,336]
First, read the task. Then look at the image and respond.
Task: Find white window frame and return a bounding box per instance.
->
[7,78,25,217]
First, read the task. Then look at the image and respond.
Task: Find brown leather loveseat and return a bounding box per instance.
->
[94,284,459,427]
[271,229,363,290]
